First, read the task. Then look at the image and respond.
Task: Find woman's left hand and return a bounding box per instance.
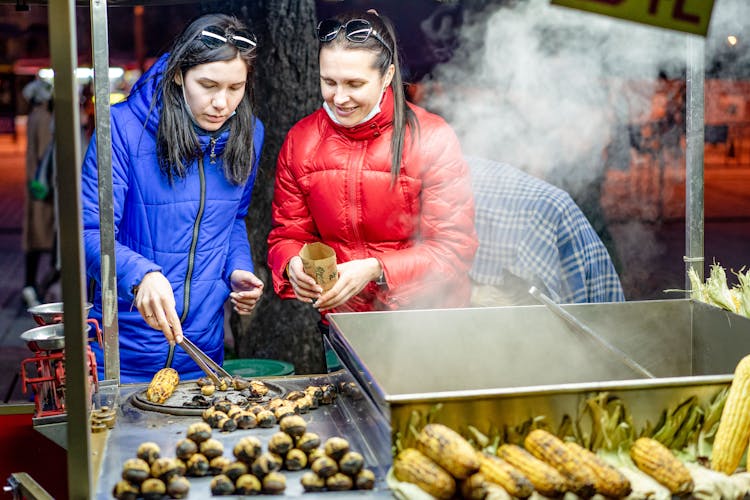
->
[313,258,381,311]
[229,270,264,315]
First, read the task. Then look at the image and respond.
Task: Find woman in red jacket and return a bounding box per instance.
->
[268,10,477,322]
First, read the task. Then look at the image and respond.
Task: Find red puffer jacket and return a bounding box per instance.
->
[268,88,478,313]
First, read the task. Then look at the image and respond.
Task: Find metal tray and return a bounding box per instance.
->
[327,299,750,446]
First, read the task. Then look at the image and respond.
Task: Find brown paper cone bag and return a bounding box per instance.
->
[300,242,339,292]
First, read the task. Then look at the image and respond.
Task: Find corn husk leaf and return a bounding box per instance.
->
[689,267,709,303]
[733,268,750,318]
[705,264,738,313]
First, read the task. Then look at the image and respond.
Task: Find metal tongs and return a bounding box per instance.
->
[177,336,233,386]
[528,286,655,379]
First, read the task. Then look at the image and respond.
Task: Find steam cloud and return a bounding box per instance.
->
[422,0,744,195]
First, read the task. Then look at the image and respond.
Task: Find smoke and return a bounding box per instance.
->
[422,0,714,193]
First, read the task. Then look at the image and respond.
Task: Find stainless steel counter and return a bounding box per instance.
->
[94,369,393,498]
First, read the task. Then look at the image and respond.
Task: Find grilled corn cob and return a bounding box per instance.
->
[146,367,179,404]
[711,353,750,475]
[565,441,631,498]
[524,428,595,497]
[392,448,455,500]
[478,452,533,498]
[497,443,568,497]
[416,423,480,479]
[460,472,491,500]
[630,437,693,495]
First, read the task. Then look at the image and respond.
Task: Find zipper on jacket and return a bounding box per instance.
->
[209,137,218,164]
[181,156,207,322]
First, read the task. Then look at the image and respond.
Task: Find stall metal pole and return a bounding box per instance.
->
[685,35,706,291]
[47,0,93,498]
[90,0,120,383]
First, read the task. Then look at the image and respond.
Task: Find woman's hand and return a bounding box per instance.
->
[229,270,264,315]
[314,258,381,311]
[134,271,183,344]
[287,256,322,303]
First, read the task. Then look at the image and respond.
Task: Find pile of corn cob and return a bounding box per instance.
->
[388,358,750,500]
[687,264,750,318]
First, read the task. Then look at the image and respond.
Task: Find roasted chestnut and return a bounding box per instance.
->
[311,455,338,479]
[186,421,212,444]
[166,476,190,499]
[136,441,161,465]
[285,390,306,401]
[185,453,209,477]
[199,437,224,459]
[121,457,150,484]
[175,438,198,461]
[273,404,296,422]
[235,473,262,495]
[217,415,238,433]
[294,396,312,414]
[140,477,166,500]
[338,451,364,476]
[233,436,262,464]
[250,380,269,396]
[208,456,231,476]
[226,405,243,419]
[173,458,187,477]
[284,448,307,471]
[200,384,216,397]
[112,479,139,500]
[232,376,251,390]
[256,409,276,428]
[150,457,180,483]
[308,447,326,463]
[233,411,257,430]
[267,398,286,410]
[262,471,287,495]
[355,468,375,490]
[279,414,306,438]
[320,384,337,405]
[295,432,321,454]
[196,376,212,387]
[300,471,326,492]
[209,474,234,496]
[206,410,228,429]
[251,452,283,478]
[267,431,294,456]
[324,436,350,461]
[222,460,248,483]
[326,472,353,491]
[213,399,233,415]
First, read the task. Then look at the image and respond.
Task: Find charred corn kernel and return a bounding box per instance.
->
[146,368,179,404]
[478,452,533,498]
[630,437,693,495]
[524,429,595,497]
[497,443,568,497]
[565,441,631,498]
[711,354,750,475]
[393,448,455,500]
[416,423,480,479]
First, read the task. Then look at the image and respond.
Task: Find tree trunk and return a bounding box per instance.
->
[201,0,324,373]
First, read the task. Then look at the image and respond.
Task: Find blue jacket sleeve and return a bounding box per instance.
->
[222,118,265,284]
[81,125,162,303]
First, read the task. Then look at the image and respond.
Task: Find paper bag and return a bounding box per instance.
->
[300,242,339,292]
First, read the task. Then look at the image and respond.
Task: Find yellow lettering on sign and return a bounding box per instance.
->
[550,0,714,36]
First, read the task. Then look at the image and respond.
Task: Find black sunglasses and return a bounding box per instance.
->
[316,19,392,56]
[199,26,257,52]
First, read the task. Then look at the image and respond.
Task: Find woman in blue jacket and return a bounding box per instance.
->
[81,13,265,383]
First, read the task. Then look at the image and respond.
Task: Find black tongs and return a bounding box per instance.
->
[177,336,233,386]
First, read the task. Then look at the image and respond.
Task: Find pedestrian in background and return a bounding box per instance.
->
[81,13,265,382]
[21,78,57,308]
[268,10,478,332]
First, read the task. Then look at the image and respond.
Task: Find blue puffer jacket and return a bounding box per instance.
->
[82,54,264,383]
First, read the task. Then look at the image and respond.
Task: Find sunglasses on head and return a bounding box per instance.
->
[316,18,392,56]
[199,25,257,52]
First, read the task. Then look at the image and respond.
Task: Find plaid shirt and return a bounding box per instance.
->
[467,157,625,304]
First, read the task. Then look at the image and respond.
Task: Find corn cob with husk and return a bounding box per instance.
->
[711,353,750,475]
[415,423,480,480]
[630,437,693,495]
[496,443,568,497]
[145,367,179,403]
[392,447,455,499]
[524,428,596,497]
[565,441,631,498]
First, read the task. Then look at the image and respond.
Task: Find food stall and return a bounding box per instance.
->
[5,0,745,499]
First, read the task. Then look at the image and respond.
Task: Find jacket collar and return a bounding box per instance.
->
[325,87,394,141]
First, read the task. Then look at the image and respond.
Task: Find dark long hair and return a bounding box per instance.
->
[157,13,257,185]
[320,11,417,183]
